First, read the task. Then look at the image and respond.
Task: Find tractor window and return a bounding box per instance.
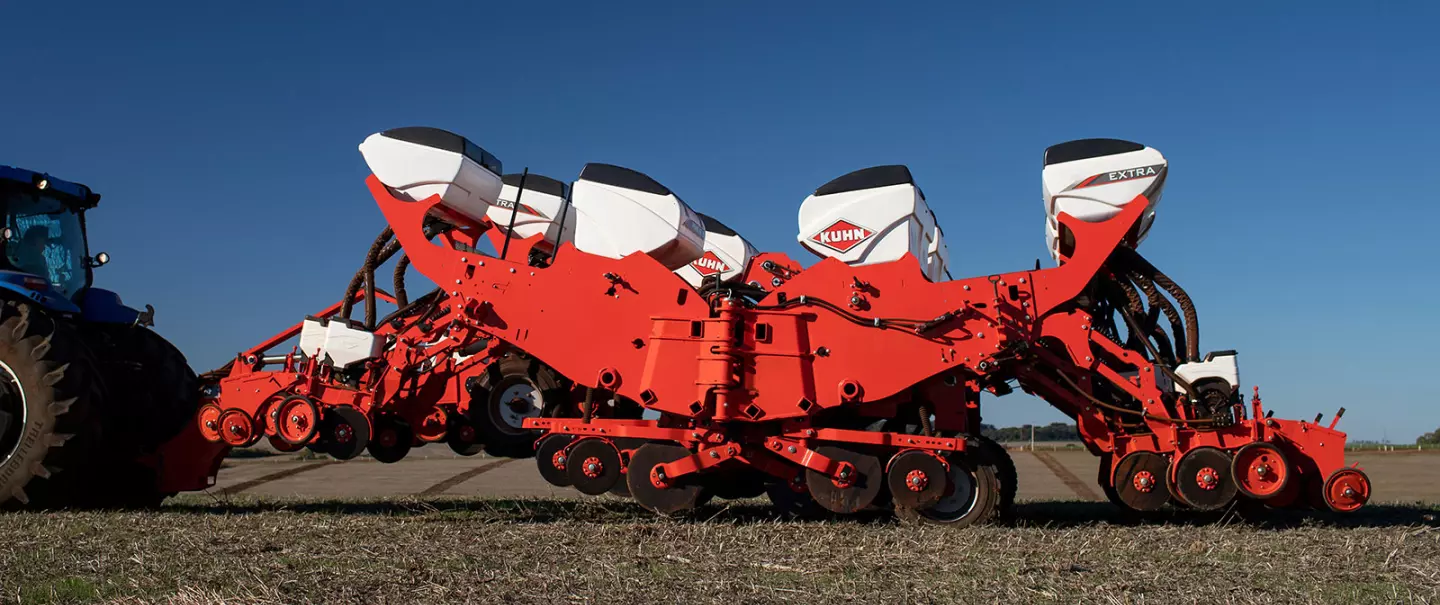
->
[2,193,88,298]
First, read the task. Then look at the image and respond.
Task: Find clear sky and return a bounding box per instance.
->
[2,1,1436,441]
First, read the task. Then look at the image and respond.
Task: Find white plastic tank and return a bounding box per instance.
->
[675,213,759,288]
[489,173,572,247]
[1042,139,1167,263]
[568,163,705,270]
[297,317,383,368]
[797,165,941,278]
[358,127,504,224]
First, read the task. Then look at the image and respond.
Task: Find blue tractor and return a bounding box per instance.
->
[0,165,200,507]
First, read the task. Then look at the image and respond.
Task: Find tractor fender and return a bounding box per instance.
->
[0,271,80,314]
[75,287,147,325]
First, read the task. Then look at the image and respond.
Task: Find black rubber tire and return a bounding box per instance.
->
[0,301,103,508]
[81,325,199,454]
[974,435,1017,521]
[896,447,1001,527]
[470,352,569,459]
[367,416,413,464]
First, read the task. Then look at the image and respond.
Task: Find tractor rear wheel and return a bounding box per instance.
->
[0,301,103,507]
[469,352,569,459]
[83,325,200,455]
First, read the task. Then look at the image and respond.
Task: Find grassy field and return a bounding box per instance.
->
[2,498,1438,605]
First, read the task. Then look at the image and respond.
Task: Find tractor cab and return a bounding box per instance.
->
[0,166,130,320]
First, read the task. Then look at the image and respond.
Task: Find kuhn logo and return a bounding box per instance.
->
[810,219,874,253]
[690,251,731,276]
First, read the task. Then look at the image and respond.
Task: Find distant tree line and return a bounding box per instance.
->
[1420,429,1440,446]
[981,422,1079,443]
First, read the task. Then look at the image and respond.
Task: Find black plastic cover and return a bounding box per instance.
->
[381,127,503,174]
[813,165,915,197]
[697,212,738,237]
[1043,139,1145,166]
[578,163,671,196]
[502,173,567,198]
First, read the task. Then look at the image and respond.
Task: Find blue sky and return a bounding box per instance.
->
[2,1,1435,440]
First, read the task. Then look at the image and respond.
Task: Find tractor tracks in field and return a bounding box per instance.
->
[416,459,516,496]
[217,461,338,497]
[1030,450,1103,501]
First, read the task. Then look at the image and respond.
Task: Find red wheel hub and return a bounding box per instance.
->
[830,462,857,489]
[904,469,928,492]
[1233,442,1290,499]
[551,450,568,471]
[1132,470,1156,493]
[217,410,255,447]
[334,423,354,444]
[649,465,671,488]
[1196,467,1219,491]
[1324,468,1371,513]
[581,456,604,478]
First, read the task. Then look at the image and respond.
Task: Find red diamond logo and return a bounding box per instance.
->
[690,251,730,276]
[809,219,874,253]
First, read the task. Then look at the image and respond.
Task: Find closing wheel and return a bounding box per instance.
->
[1322,468,1371,513]
[898,453,1000,526]
[274,395,320,445]
[1112,451,1172,512]
[367,416,413,464]
[627,443,704,515]
[446,415,484,456]
[887,450,949,511]
[566,439,623,495]
[197,404,223,443]
[1172,447,1238,511]
[1232,442,1290,500]
[535,434,574,487]
[217,409,259,447]
[321,406,370,461]
[805,446,883,515]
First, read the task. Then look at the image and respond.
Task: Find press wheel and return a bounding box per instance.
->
[274,395,320,445]
[1322,468,1371,512]
[1231,442,1290,500]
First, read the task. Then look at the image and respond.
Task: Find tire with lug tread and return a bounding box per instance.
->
[975,435,1017,521]
[469,352,569,459]
[0,301,104,508]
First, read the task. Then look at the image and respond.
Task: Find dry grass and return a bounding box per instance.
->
[1,498,1437,605]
